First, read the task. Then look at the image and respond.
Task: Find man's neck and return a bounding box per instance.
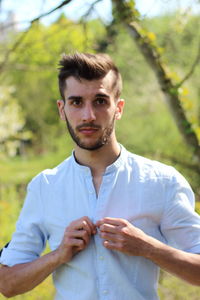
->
[74,140,120,177]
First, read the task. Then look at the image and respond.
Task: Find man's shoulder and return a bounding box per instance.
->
[28,155,72,189]
[125,149,177,180]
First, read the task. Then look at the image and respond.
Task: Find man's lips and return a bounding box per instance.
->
[78,127,99,134]
[77,124,101,135]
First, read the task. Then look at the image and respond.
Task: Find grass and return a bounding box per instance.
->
[0,137,73,185]
[158,271,200,300]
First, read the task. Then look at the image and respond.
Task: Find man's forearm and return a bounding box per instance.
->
[0,216,96,298]
[145,237,200,285]
[97,217,200,286]
[0,250,61,298]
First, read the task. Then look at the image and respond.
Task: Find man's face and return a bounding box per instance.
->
[57,71,124,151]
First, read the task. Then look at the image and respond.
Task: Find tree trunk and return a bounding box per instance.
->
[112,0,200,170]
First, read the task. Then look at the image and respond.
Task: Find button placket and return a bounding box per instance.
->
[94,172,115,299]
[94,235,110,299]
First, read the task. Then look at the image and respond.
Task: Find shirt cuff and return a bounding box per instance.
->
[0,248,38,267]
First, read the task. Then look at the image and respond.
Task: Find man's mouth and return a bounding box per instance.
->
[77,124,101,135]
[78,127,99,135]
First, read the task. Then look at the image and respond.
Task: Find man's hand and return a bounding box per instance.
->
[0,217,96,297]
[96,217,152,257]
[56,216,96,264]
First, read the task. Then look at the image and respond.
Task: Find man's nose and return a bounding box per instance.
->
[82,104,96,122]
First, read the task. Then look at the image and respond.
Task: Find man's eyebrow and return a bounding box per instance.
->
[67,94,110,100]
[95,93,110,98]
[67,96,82,101]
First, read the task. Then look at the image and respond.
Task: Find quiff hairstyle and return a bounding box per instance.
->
[58,52,122,101]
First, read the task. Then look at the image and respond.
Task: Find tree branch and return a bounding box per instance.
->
[176,39,200,87]
[112,0,200,169]
[0,0,73,31]
[0,0,73,74]
[29,0,72,24]
[80,0,102,21]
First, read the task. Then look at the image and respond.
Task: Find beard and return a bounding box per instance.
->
[63,112,115,151]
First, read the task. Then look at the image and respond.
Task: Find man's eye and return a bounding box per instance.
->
[95,98,107,105]
[71,100,82,106]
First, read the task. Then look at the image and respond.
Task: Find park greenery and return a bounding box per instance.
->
[0,0,200,299]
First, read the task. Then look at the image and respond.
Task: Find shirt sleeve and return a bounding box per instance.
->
[160,169,200,254]
[0,175,48,266]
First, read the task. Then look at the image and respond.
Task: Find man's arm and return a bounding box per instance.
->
[0,250,62,298]
[0,216,96,298]
[96,217,200,286]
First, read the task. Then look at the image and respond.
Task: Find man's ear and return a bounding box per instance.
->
[115,99,125,120]
[57,100,66,121]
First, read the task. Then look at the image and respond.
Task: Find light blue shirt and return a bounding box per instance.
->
[1,145,200,300]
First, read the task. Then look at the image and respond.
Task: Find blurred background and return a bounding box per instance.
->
[0,0,200,299]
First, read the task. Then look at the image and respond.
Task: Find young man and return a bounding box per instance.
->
[0,52,200,300]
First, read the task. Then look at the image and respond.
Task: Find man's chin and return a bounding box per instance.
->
[75,138,106,151]
[76,142,105,151]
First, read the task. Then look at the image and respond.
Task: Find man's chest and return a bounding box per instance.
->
[42,173,166,250]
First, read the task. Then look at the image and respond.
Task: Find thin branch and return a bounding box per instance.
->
[0,0,73,74]
[0,30,29,73]
[29,0,72,24]
[176,39,200,87]
[80,0,102,21]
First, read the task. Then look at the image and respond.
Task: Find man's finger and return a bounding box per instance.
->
[96,217,125,227]
[76,230,90,245]
[99,231,120,242]
[103,240,120,250]
[83,218,97,235]
[73,218,96,235]
[68,238,85,248]
[99,223,117,233]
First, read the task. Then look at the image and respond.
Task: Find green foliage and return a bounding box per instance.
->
[0,86,31,157]
[143,13,200,133]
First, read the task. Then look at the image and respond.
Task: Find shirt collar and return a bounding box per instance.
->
[71,144,126,176]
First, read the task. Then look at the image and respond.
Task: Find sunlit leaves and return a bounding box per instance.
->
[0,86,31,157]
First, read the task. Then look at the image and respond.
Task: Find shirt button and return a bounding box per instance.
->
[103,290,108,295]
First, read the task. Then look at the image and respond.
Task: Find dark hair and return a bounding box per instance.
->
[58,52,122,101]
